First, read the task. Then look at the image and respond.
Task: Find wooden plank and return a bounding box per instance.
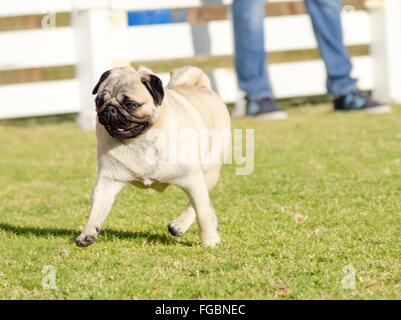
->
[0,80,80,118]
[114,23,195,61]
[0,65,74,85]
[186,5,229,24]
[0,13,70,32]
[185,2,306,23]
[0,0,73,17]
[0,27,76,69]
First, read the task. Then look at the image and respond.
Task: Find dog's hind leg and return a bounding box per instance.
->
[167,166,222,238]
[178,176,220,247]
[167,203,196,237]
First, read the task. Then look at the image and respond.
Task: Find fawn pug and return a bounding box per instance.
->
[75,66,231,247]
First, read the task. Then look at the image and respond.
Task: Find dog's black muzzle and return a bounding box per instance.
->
[97,105,150,139]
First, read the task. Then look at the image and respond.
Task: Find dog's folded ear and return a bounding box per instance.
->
[141,74,164,106]
[92,70,111,95]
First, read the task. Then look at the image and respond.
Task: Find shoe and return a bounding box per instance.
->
[334,90,391,113]
[246,97,288,120]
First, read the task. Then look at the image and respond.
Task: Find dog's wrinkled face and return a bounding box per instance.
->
[92,66,164,139]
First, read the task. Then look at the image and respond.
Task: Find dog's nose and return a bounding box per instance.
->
[99,106,117,126]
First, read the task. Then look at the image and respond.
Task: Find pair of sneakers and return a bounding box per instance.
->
[244,90,391,120]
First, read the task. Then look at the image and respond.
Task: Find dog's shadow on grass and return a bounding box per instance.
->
[0,223,193,247]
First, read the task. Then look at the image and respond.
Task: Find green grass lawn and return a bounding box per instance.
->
[0,104,400,299]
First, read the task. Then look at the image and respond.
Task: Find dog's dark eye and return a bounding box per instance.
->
[95,97,104,107]
[125,101,142,110]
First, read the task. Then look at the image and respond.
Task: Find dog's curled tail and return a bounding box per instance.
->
[168,66,212,90]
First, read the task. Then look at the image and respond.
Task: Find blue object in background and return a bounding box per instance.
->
[127,10,187,26]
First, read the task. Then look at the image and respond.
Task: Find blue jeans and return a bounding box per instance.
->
[232,0,357,100]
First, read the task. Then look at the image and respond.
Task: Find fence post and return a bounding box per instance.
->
[368,0,401,104]
[72,0,112,130]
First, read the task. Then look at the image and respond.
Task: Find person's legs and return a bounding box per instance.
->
[305,0,390,112]
[232,0,273,100]
[304,0,357,96]
[232,0,287,119]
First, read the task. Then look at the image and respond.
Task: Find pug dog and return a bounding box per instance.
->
[75,66,231,247]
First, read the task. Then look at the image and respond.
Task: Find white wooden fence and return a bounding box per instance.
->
[0,0,400,129]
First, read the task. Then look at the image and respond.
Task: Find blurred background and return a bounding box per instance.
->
[0,0,400,128]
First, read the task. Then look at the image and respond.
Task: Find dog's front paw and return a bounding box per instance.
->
[75,233,97,247]
[200,230,221,247]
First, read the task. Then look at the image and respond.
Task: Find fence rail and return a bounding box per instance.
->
[0,0,400,128]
